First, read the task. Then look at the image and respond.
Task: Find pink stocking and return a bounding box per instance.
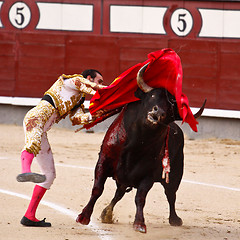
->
[24,185,47,222]
[21,150,34,173]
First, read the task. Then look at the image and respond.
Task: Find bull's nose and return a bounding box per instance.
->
[147,105,166,123]
[153,106,166,118]
[160,111,166,120]
[153,106,158,112]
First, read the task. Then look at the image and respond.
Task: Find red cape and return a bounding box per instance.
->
[87,48,198,131]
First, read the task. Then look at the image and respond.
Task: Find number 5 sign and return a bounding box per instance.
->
[170,8,193,37]
[0,0,39,31]
[9,2,31,29]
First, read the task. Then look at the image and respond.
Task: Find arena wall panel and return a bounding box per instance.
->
[0,0,240,112]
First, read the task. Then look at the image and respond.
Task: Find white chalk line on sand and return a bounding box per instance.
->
[1,156,240,192]
[55,163,240,192]
[182,179,240,192]
[0,188,112,240]
[1,156,239,192]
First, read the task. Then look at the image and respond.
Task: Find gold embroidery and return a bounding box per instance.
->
[23,101,57,156]
[62,73,83,79]
[23,73,99,155]
[74,78,82,88]
[44,74,96,117]
[25,117,39,131]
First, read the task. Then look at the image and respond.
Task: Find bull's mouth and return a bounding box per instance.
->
[147,112,160,124]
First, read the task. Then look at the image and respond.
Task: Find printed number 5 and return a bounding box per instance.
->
[15,7,25,26]
[177,14,187,32]
[170,9,193,36]
[9,2,31,29]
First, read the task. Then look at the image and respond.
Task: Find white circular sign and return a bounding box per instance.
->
[9,2,31,29]
[170,8,193,36]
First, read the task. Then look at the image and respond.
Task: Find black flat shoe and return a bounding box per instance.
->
[20,216,51,227]
[16,172,46,183]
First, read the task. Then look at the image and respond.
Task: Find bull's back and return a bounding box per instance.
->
[97,102,141,178]
[100,101,140,153]
[98,108,127,174]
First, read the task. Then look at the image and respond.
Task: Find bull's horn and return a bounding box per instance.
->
[194,99,207,119]
[137,62,153,93]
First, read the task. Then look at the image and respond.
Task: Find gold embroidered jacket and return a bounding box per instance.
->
[44,74,103,117]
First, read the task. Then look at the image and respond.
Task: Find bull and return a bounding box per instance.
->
[76,63,206,233]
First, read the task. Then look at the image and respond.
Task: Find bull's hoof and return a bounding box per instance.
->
[101,208,114,224]
[133,223,147,233]
[76,214,90,225]
[169,216,183,226]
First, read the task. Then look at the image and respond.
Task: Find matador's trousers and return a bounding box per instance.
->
[23,100,59,189]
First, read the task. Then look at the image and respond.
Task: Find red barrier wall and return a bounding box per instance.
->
[0,0,240,111]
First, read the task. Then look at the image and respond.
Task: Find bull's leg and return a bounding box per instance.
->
[164,187,183,226]
[166,126,184,226]
[101,184,126,224]
[134,178,154,233]
[76,167,108,225]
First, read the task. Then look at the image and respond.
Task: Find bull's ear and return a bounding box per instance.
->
[134,87,145,99]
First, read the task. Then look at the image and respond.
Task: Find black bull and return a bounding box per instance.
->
[76,64,206,233]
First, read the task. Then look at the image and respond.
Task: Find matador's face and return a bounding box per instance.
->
[92,72,104,85]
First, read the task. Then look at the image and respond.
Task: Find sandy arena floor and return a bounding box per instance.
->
[0,123,239,240]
